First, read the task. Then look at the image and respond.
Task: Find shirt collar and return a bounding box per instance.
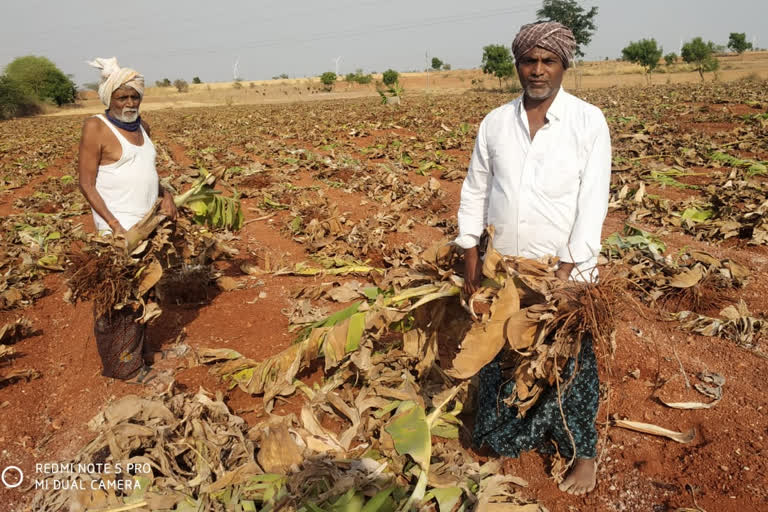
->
[516,86,567,122]
[546,87,567,121]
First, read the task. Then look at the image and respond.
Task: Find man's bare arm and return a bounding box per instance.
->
[463,246,482,295]
[78,119,125,234]
[158,184,177,220]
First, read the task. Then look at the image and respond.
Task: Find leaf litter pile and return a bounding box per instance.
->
[0,78,766,510]
[0,317,37,385]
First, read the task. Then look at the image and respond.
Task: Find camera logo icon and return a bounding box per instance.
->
[2,466,24,488]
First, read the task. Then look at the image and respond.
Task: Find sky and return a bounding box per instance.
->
[1,0,765,87]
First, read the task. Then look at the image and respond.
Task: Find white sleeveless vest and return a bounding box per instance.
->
[92,114,159,232]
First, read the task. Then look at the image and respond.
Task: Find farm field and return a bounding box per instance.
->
[57,52,768,117]
[1,77,767,511]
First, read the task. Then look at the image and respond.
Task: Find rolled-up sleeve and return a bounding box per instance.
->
[557,113,611,263]
[456,121,491,249]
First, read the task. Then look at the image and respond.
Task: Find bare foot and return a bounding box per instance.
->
[144,344,189,370]
[125,365,174,394]
[558,458,597,496]
[143,351,162,366]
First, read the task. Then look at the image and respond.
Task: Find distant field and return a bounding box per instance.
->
[54,51,768,116]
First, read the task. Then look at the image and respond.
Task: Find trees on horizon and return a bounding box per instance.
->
[536,0,599,58]
[622,39,663,80]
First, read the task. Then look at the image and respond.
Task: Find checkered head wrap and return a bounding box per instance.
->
[512,21,576,69]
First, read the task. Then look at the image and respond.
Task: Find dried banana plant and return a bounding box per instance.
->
[675,299,767,348]
[66,221,233,320]
[124,168,243,254]
[30,390,258,512]
[0,317,33,343]
[0,317,38,386]
[602,224,750,312]
[31,373,538,510]
[65,169,243,318]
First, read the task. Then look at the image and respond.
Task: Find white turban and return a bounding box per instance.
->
[87,57,144,107]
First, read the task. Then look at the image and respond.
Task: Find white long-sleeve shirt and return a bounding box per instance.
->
[455,88,611,282]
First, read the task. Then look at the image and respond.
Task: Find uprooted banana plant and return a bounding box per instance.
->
[65,168,243,318]
[125,168,243,253]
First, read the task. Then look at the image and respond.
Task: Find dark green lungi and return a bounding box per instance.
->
[473,334,599,459]
[94,308,146,380]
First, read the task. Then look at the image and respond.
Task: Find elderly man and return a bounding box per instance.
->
[457,22,611,495]
[78,57,176,385]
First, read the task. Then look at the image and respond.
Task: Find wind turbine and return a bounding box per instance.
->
[333,56,341,76]
[233,57,241,81]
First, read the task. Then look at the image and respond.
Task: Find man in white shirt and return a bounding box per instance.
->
[457,22,611,496]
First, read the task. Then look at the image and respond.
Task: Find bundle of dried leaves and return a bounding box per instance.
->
[66,217,232,319]
[445,231,618,416]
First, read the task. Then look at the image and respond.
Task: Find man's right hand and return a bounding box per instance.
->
[463,246,482,296]
[108,219,127,236]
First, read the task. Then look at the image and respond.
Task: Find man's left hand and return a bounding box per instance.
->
[160,189,177,220]
[555,262,575,281]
